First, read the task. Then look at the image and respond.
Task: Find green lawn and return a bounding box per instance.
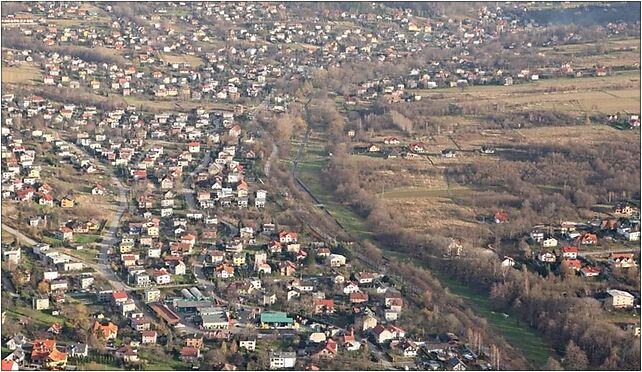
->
[61,247,100,262]
[6,306,63,326]
[139,350,191,371]
[74,234,102,244]
[296,151,372,240]
[78,362,124,370]
[430,274,554,368]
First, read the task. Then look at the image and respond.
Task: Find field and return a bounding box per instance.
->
[1,229,15,243]
[160,53,203,67]
[539,37,640,69]
[1,64,42,84]
[437,274,555,368]
[123,95,234,113]
[410,71,640,117]
[291,133,373,239]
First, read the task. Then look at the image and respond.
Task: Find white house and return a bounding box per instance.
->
[269,352,296,369]
[542,238,558,248]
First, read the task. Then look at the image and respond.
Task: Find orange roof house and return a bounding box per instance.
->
[93,320,118,340]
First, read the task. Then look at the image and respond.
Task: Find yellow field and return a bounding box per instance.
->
[161,53,203,67]
[412,71,640,116]
[124,95,234,112]
[2,64,42,84]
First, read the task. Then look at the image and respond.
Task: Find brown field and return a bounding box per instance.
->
[412,71,640,116]
[1,64,42,84]
[124,95,234,112]
[161,53,203,67]
[541,37,640,68]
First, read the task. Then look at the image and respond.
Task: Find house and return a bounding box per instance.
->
[447,357,467,371]
[614,203,636,216]
[60,197,75,208]
[31,339,68,369]
[239,338,256,351]
[279,261,297,276]
[172,261,187,275]
[609,253,637,268]
[493,211,508,224]
[355,272,375,285]
[576,233,597,245]
[279,231,298,244]
[390,339,419,357]
[91,319,117,339]
[180,347,201,362]
[115,346,139,363]
[501,256,515,268]
[269,352,297,369]
[561,246,578,259]
[362,315,378,331]
[91,184,106,195]
[537,251,556,263]
[371,324,394,344]
[188,142,201,153]
[542,237,558,248]
[580,266,601,277]
[562,259,582,272]
[33,295,50,310]
[66,343,88,358]
[56,227,74,241]
[442,149,456,158]
[384,137,400,145]
[350,291,369,304]
[605,289,635,309]
[152,268,171,284]
[343,282,361,294]
[329,254,346,267]
[310,339,337,360]
[160,176,174,190]
[6,334,27,351]
[215,264,235,279]
[314,299,335,314]
[1,360,19,371]
[309,332,326,343]
[185,335,204,349]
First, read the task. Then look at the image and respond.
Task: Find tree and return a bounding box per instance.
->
[563,340,589,370]
[544,357,563,370]
[204,349,225,367]
[37,280,50,294]
[230,339,238,354]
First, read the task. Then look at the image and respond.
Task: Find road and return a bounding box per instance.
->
[264,141,278,177]
[66,139,132,291]
[182,150,212,211]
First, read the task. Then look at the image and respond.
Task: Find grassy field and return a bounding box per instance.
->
[293,134,373,239]
[1,64,42,84]
[6,306,64,326]
[78,362,124,371]
[437,274,556,368]
[73,234,102,244]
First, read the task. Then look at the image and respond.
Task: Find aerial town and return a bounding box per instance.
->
[0,1,640,371]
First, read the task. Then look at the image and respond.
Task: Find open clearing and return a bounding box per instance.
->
[160,53,203,67]
[1,64,42,84]
[412,71,640,115]
[124,95,234,112]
